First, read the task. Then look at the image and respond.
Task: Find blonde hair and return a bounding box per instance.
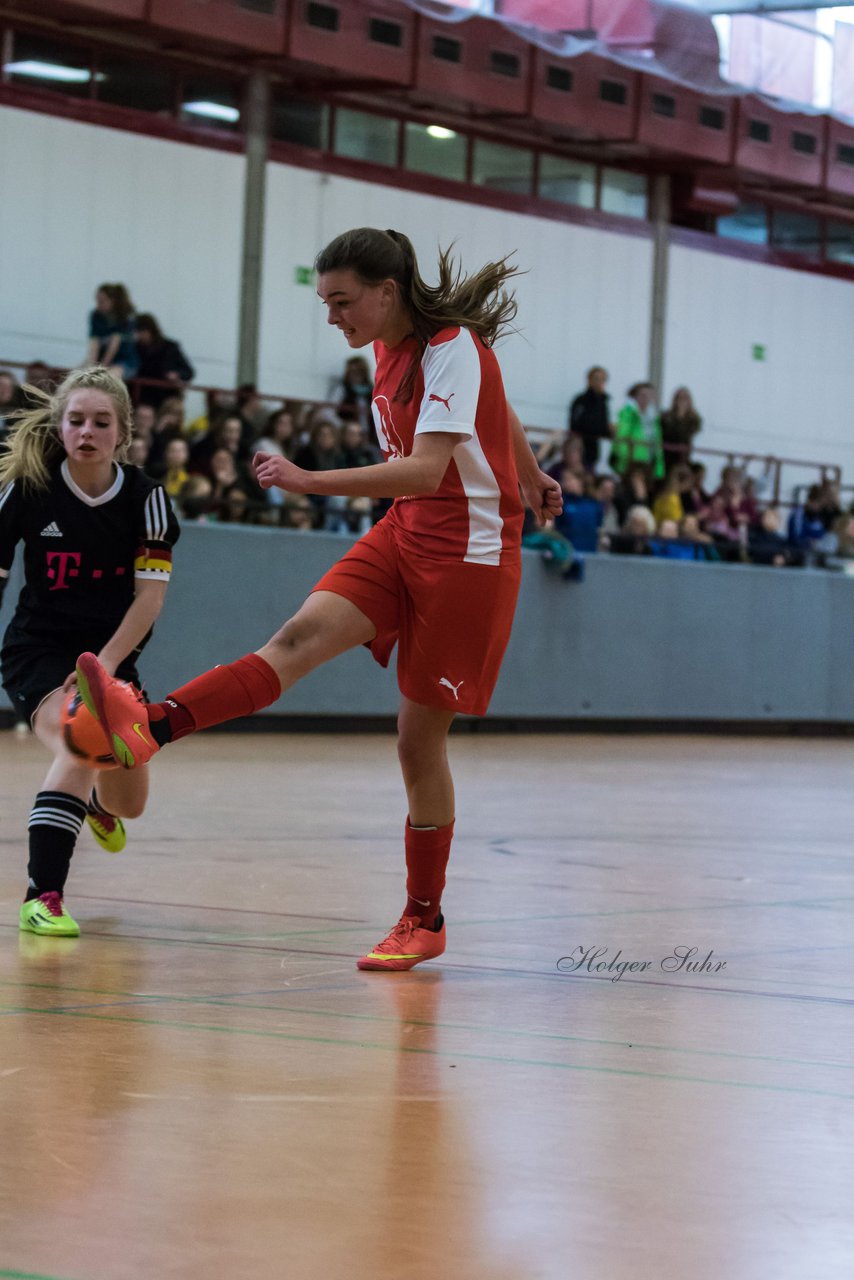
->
[315,227,519,401]
[0,366,132,493]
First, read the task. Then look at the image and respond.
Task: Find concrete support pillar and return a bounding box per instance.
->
[237,71,271,387]
[649,173,671,397]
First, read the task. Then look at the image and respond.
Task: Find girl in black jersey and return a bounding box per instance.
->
[0,367,179,936]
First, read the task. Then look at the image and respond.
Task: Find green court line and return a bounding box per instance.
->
[2,990,853,1076]
[5,1003,854,1101]
[0,1269,75,1280]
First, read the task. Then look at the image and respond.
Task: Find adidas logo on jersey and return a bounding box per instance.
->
[40,522,63,537]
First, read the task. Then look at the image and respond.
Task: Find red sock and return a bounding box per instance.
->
[403,818,455,927]
[148,653,281,741]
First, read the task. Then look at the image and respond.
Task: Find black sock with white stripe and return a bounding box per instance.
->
[87,787,116,819]
[25,791,88,900]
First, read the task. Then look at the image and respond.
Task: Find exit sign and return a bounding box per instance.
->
[751,343,767,361]
[294,266,314,286]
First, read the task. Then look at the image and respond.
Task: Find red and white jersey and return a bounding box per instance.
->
[371,327,522,565]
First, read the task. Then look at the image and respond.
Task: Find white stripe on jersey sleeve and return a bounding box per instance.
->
[415,329,481,439]
[0,482,15,514]
[144,486,168,542]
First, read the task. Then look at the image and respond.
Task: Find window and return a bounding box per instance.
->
[837,143,854,167]
[307,2,338,31]
[546,65,572,93]
[791,131,817,156]
[600,168,647,218]
[490,50,521,78]
[180,76,240,129]
[471,140,533,195]
[404,123,466,182]
[272,97,329,150]
[699,106,725,131]
[368,18,403,48]
[432,35,461,63]
[826,221,854,266]
[538,155,595,208]
[334,108,397,165]
[5,32,95,98]
[717,202,768,245]
[652,93,676,119]
[599,80,627,106]
[771,210,821,258]
[748,119,771,143]
[96,55,176,115]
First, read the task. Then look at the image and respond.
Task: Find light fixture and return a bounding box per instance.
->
[182,100,240,123]
[426,125,457,140]
[5,60,102,84]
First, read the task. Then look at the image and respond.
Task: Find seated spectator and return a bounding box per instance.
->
[186,388,236,442]
[294,417,344,530]
[132,401,157,445]
[680,514,719,561]
[176,474,214,521]
[335,356,374,429]
[146,398,186,472]
[610,383,664,480]
[649,518,703,561]
[788,485,827,551]
[284,495,317,531]
[652,463,693,527]
[818,480,842,531]
[568,366,613,472]
[19,362,55,407]
[546,434,585,485]
[134,313,195,408]
[0,369,26,441]
[158,437,191,498]
[749,507,800,567]
[614,463,652,526]
[660,387,701,465]
[609,504,656,556]
[682,462,711,516]
[234,384,269,443]
[127,436,150,469]
[86,283,138,380]
[252,407,298,461]
[191,413,250,475]
[340,418,382,468]
[594,475,620,541]
[207,448,247,519]
[522,507,583,580]
[555,472,602,553]
[825,512,854,567]
[220,486,252,524]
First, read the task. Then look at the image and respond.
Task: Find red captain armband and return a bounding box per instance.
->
[133,544,174,579]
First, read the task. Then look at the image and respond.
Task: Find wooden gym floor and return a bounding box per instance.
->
[1,729,852,1280]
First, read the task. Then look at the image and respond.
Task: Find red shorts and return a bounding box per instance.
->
[312,519,521,716]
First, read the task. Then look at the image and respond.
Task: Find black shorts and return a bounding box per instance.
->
[1,638,141,727]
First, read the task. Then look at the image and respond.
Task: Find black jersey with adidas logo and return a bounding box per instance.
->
[0,460,179,656]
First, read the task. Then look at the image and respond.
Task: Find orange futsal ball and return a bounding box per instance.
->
[61,688,118,770]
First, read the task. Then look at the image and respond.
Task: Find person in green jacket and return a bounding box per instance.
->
[610,382,664,480]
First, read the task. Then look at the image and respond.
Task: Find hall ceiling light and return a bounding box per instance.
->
[426,125,457,139]
[182,100,240,122]
[5,60,102,83]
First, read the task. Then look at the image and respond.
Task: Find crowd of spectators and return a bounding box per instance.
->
[529,366,853,574]
[2,322,852,566]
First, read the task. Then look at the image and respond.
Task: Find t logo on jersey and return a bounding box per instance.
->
[372,395,406,460]
[46,551,81,591]
[429,393,455,412]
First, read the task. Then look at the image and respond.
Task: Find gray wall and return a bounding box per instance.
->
[3,523,854,723]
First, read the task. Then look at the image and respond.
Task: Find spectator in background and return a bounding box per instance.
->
[547,434,585,485]
[190,412,249,476]
[336,356,374,430]
[649,518,699,561]
[132,401,157,445]
[294,418,344,473]
[568,366,613,472]
[788,485,828,553]
[594,475,620,542]
[611,383,664,480]
[145,397,186,473]
[555,472,602,553]
[186,388,236,443]
[283,495,317,531]
[614,462,652,526]
[340,417,381,469]
[683,461,711,517]
[749,507,798,567]
[652,463,693,527]
[235,384,268,445]
[126,436,150,469]
[609,505,655,556]
[158,437,191,499]
[86,283,138,380]
[0,370,26,443]
[660,387,702,464]
[252,407,298,462]
[818,480,842,531]
[133,313,195,409]
[176,474,214,521]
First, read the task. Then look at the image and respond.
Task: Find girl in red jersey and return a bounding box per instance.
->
[77,227,561,970]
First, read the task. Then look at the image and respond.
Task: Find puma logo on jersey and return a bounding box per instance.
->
[40,522,63,537]
[439,677,464,700]
[429,393,455,412]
